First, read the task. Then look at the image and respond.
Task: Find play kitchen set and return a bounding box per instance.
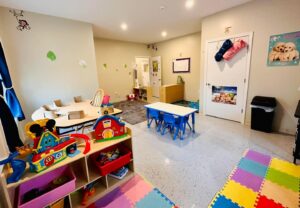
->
[0,115,134,208]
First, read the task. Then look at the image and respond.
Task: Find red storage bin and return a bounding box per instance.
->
[91,145,132,176]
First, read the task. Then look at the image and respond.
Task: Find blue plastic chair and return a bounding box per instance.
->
[161,113,180,140]
[148,109,163,131]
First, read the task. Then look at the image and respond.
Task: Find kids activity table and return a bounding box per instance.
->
[145,102,197,140]
[32,100,122,134]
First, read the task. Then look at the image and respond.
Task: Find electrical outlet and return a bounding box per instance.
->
[298,86,300,91]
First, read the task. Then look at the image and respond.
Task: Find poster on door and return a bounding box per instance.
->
[267,31,300,66]
[212,86,237,105]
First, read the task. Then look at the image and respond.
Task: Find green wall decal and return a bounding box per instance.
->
[103,63,107,69]
[124,64,127,69]
[47,51,56,61]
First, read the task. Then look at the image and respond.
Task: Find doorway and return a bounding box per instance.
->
[204,32,253,123]
[150,56,162,98]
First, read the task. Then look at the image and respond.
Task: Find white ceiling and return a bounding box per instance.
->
[0,0,252,43]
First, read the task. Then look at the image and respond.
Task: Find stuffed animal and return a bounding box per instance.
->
[215,39,233,62]
[223,39,247,61]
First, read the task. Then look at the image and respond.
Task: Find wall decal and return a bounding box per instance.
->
[124,64,127,69]
[268,31,300,66]
[9,9,31,31]
[103,63,107,69]
[212,86,237,105]
[79,59,87,68]
[47,51,56,61]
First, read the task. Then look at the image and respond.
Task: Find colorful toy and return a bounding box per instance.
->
[82,183,96,206]
[102,95,110,105]
[0,151,26,184]
[101,105,114,115]
[127,93,136,101]
[93,115,127,142]
[209,149,300,208]
[27,119,90,172]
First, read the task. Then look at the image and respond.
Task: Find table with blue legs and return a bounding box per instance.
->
[145,102,197,140]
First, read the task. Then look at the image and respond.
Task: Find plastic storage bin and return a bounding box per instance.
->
[92,144,132,176]
[251,96,276,133]
[18,166,76,208]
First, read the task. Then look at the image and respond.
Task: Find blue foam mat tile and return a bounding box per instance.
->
[210,194,241,208]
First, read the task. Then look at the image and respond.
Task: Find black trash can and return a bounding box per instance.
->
[251,96,276,133]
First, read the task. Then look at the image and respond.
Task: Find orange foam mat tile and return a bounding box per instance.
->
[260,180,299,208]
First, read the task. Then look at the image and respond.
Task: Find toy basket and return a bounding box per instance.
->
[18,166,76,208]
[91,144,132,176]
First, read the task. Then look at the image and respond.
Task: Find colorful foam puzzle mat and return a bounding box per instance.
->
[209,149,300,208]
[88,174,178,208]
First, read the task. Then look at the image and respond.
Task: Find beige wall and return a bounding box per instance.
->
[94,38,151,102]
[200,0,300,134]
[0,7,99,128]
[153,32,201,101]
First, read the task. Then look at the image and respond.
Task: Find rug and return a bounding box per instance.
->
[88,174,178,208]
[209,150,300,208]
[113,100,147,125]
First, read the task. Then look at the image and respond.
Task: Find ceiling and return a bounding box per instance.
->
[0,0,252,43]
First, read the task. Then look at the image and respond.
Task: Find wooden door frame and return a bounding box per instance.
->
[203,32,253,124]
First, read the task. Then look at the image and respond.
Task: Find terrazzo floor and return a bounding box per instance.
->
[126,114,295,208]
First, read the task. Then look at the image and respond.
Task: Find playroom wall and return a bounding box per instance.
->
[200,0,300,134]
[152,32,201,102]
[94,38,151,102]
[0,7,99,133]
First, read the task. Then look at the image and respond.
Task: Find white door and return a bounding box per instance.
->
[135,57,150,87]
[204,33,252,123]
[150,56,162,98]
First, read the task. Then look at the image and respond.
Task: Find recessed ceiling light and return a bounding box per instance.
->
[185,0,195,9]
[161,31,167,37]
[121,23,128,31]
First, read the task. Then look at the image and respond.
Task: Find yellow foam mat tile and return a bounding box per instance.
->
[260,180,299,208]
[220,180,257,208]
[269,158,300,178]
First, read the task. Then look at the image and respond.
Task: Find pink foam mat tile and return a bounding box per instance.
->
[123,180,153,205]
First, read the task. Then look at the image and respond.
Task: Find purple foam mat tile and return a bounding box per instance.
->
[230,168,264,192]
[94,187,124,207]
[245,150,271,166]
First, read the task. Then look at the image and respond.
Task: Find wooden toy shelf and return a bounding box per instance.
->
[0,127,135,208]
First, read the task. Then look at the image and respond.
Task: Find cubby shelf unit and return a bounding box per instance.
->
[0,127,135,208]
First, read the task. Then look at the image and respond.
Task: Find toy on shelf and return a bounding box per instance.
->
[27,119,91,173]
[93,115,127,142]
[127,93,136,101]
[81,182,96,206]
[108,166,128,180]
[101,104,114,115]
[102,95,110,105]
[0,151,26,184]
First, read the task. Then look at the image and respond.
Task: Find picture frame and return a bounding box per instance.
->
[173,58,190,73]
